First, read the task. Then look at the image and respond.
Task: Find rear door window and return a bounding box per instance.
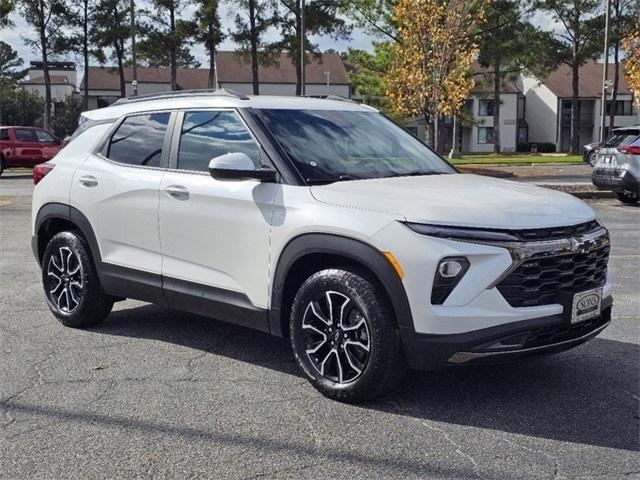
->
[15,129,37,142]
[106,112,170,167]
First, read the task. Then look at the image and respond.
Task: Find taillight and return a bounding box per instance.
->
[33,163,55,185]
[593,146,601,152]
[618,146,640,155]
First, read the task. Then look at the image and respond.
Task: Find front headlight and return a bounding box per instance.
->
[404,222,521,242]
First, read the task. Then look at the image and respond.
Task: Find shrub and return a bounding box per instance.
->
[517,142,556,153]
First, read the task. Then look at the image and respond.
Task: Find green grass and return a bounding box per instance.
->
[451,155,582,166]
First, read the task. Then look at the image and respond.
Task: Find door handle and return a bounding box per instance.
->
[78,175,98,187]
[165,185,190,200]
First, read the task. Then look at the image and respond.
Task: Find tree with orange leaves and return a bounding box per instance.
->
[385,0,488,148]
[623,17,640,108]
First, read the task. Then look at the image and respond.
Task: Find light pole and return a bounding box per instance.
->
[599,0,611,141]
[300,0,305,96]
[448,116,462,160]
[130,0,138,97]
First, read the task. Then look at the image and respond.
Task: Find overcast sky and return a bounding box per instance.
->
[0,5,561,80]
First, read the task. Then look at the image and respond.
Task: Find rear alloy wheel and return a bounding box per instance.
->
[47,246,85,313]
[615,191,639,204]
[42,231,114,327]
[290,269,407,403]
[586,151,597,167]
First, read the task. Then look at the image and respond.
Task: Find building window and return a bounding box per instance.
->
[478,99,494,116]
[606,100,633,116]
[478,127,494,144]
[97,96,120,108]
[405,126,418,137]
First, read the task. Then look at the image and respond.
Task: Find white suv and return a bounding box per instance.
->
[32,90,612,402]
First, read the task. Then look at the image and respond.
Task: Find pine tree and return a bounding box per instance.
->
[93,0,131,97]
[138,0,199,91]
[532,0,604,153]
[272,0,351,95]
[18,0,68,130]
[195,0,225,89]
[229,0,276,95]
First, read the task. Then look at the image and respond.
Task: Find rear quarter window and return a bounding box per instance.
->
[618,135,640,146]
[105,112,171,167]
[0,129,8,141]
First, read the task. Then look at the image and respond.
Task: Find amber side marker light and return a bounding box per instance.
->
[383,251,404,280]
[33,163,55,185]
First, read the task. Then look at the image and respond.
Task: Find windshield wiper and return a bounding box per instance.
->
[305,174,362,185]
[378,171,445,179]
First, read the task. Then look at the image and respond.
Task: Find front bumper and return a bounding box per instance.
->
[402,297,612,369]
[592,169,640,193]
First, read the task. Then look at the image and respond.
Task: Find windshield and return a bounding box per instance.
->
[256,109,455,183]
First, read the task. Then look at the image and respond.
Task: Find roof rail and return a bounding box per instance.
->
[112,88,250,106]
[305,94,357,104]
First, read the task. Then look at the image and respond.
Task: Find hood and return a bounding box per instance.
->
[310,174,596,230]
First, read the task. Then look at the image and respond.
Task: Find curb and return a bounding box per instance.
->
[457,166,514,178]
[536,184,616,199]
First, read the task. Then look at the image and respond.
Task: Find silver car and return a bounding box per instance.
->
[592,125,640,204]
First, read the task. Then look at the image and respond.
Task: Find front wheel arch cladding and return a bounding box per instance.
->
[269,233,414,338]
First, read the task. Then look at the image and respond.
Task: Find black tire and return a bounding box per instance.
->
[615,191,639,204]
[586,151,596,167]
[42,231,114,327]
[0,156,4,176]
[289,269,407,403]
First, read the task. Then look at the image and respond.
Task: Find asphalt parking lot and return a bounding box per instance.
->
[1,172,638,479]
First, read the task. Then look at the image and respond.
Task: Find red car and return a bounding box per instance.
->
[0,126,63,176]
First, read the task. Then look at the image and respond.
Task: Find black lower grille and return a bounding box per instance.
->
[497,245,609,307]
[523,311,610,349]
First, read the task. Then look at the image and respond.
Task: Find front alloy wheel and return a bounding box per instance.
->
[290,269,407,402]
[302,291,371,384]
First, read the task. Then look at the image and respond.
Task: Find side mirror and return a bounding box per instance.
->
[208,152,277,182]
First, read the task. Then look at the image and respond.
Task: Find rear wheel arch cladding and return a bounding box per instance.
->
[36,204,102,268]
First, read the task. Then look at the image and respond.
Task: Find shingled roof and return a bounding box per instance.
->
[82,52,349,91]
[21,75,73,85]
[540,59,633,98]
